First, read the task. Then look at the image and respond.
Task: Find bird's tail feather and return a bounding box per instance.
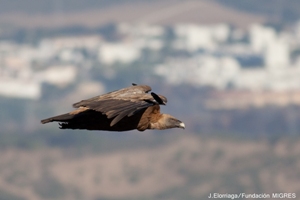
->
[41,113,74,124]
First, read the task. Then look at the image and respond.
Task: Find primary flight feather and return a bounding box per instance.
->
[41,84,185,131]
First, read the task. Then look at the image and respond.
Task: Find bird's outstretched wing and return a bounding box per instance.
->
[73,85,152,108]
[72,84,167,126]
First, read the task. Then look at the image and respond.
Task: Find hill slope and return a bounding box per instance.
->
[0,134,299,200]
[0,0,265,29]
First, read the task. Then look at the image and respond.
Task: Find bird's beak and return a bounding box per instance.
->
[179,122,185,129]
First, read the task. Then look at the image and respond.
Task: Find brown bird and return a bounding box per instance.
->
[41,84,185,131]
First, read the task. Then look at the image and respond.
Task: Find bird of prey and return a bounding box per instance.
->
[41,84,185,131]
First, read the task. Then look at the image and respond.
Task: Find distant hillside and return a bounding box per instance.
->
[0,0,265,29]
[2,0,299,29]
[217,0,300,24]
[0,0,125,14]
[0,134,299,200]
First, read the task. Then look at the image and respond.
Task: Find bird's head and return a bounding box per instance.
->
[164,115,185,129]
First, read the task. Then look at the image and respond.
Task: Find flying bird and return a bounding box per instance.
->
[41,84,185,131]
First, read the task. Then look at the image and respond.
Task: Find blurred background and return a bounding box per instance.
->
[0,0,300,199]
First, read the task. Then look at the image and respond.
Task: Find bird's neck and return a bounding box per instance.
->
[149,114,169,130]
[149,122,167,130]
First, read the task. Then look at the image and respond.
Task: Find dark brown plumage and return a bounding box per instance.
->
[41,84,185,132]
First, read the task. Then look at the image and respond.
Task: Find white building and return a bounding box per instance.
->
[155,55,240,89]
[35,65,77,88]
[98,43,141,65]
[118,23,165,38]
[249,24,290,68]
[173,24,230,52]
[173,24,215,51]
[0,79,41,99]
[264,38,290,68]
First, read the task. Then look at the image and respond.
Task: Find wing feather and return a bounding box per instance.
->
[70,84,167,127]
[110,110,134,127]
[73,85,151,108]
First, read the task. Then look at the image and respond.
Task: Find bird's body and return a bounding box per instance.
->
[41,84,185,131]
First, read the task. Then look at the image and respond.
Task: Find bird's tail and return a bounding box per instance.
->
[41,113,74,124]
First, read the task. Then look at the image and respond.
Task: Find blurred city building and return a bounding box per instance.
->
[1,22,300,109]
